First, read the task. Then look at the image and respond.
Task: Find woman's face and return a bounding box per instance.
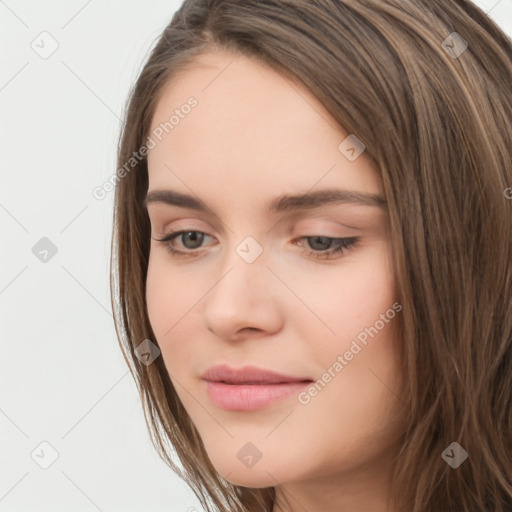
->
[145,50,405,497]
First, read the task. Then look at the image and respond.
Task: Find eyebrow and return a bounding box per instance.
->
[143,188,387,213]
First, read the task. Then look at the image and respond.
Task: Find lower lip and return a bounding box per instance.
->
[203,380,312,411]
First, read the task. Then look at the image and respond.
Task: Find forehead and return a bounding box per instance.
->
[147,51,382,207]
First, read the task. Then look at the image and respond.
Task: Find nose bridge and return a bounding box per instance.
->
[203,232,281,337]
[210,233,268,305]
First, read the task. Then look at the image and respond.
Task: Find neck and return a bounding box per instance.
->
[271,448,401,512]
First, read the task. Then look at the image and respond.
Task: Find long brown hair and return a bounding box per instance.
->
[110,1,512,510]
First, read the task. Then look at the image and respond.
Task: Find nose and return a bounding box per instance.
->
[203,244,283,342]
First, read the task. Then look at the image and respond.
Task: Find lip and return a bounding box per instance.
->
[201,364,313,411]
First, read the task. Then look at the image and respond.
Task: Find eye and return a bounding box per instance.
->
[154,230,360,261]
[153,230,215,257]
[293,236,360,260]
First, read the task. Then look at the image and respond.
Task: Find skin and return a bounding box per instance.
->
[145,50,406,512]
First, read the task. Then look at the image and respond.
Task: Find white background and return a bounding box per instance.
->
[1,1,511,511]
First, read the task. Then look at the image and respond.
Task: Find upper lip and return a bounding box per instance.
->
[201,364,313,385]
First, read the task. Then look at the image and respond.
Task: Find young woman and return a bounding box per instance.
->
[110,1,512,511]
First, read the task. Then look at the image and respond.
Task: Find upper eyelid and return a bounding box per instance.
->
[146,206,379,225]
[149,215,365,231]
[156,226,354,239]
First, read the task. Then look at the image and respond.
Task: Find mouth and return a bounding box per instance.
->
[201,364,314,411]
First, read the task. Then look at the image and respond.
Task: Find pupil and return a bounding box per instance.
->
[184,231,203,249]
[310,236,332,251]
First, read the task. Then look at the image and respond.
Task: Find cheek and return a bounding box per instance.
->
[145,253,216,386]
[145,256,197,357]
[145,254,200,331]
[291,242,396,345]
[340,251,395,335]
[146,257,172,335]
[295,242,401,407]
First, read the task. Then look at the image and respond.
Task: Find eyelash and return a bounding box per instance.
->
[153,230,360,260]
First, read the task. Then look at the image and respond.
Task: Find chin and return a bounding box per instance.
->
[206,453,283,488]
